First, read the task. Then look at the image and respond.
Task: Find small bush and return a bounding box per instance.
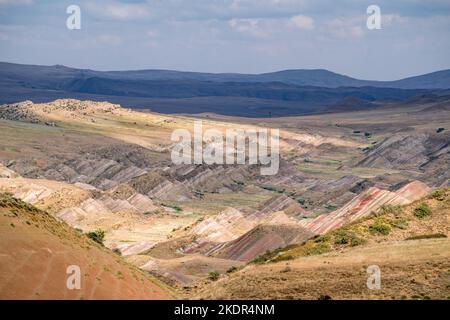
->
[378,205,400,216]
[87,229,105,245]
[303,241,331,256]
[390,218,409,230]
[313,235,330,243]
[334,229,366,246]
[161,203,183,213]
[226,266,240,274]
[414,203,432,219]
[368,222,391,235]
[172,206,183,213]
[252,250,278,264]
[429,189,446,201]
[208,271,220,281]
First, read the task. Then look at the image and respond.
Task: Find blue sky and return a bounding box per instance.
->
[0,0,449,80]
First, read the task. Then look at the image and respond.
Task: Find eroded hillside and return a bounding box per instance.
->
[194,188,450,300]
[0,194,173,299]
[0,98,449,295]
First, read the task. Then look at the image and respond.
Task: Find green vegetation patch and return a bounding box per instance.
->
[161,203,183,213]
[0,192,41,213]
[413,203,432,219]
[86,229,105,245]
[429,189,447,201]
[389,218,409,230]
[208,271,220,281]
[226,266,242,274]
[368,220,391,235]
[333,229,367,246]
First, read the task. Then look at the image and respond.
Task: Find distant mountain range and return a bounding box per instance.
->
[1,62,450,117]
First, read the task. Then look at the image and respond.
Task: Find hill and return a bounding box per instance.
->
[1,62,450,117]
[194,188,450,299]
[0,193,174,299]
[2,62,450,88]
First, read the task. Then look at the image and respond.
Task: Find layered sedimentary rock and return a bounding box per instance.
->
[298,181,430,234]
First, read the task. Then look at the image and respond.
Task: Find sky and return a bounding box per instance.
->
[0,0,449,80]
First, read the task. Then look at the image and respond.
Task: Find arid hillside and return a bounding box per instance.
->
[0,193,173,299]
[194,188,450,299]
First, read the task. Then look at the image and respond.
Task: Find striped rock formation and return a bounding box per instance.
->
[298,181,430,235]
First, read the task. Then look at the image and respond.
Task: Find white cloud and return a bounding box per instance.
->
[0,0,33,5]
[87,1,151,20]
[327,18,365,39]
[288,15,315,30]
[229,18,270,37]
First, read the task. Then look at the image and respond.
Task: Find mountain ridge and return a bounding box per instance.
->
[2,61,450,117]
[2,61,450,89]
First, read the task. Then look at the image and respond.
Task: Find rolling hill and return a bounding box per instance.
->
[1,62,450,117]
[0,193,174,299]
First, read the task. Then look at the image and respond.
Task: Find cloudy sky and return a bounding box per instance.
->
[0,0,449,80]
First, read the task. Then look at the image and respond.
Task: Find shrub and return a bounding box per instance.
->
[226,266,239,274]
[303,241,331,256]
[252,250,278,264]
[172,206,183,213]
[413,203,432,219]
[87,229,105,245]
[390,218,409,230]
[429,189,446,201]
[378,205,399,215]
[368,222,391,235]
[208,271,220,281]
[325,204,337,211]
[162,203,183,213]
[314,235,330,243]
[334,229,366,246]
